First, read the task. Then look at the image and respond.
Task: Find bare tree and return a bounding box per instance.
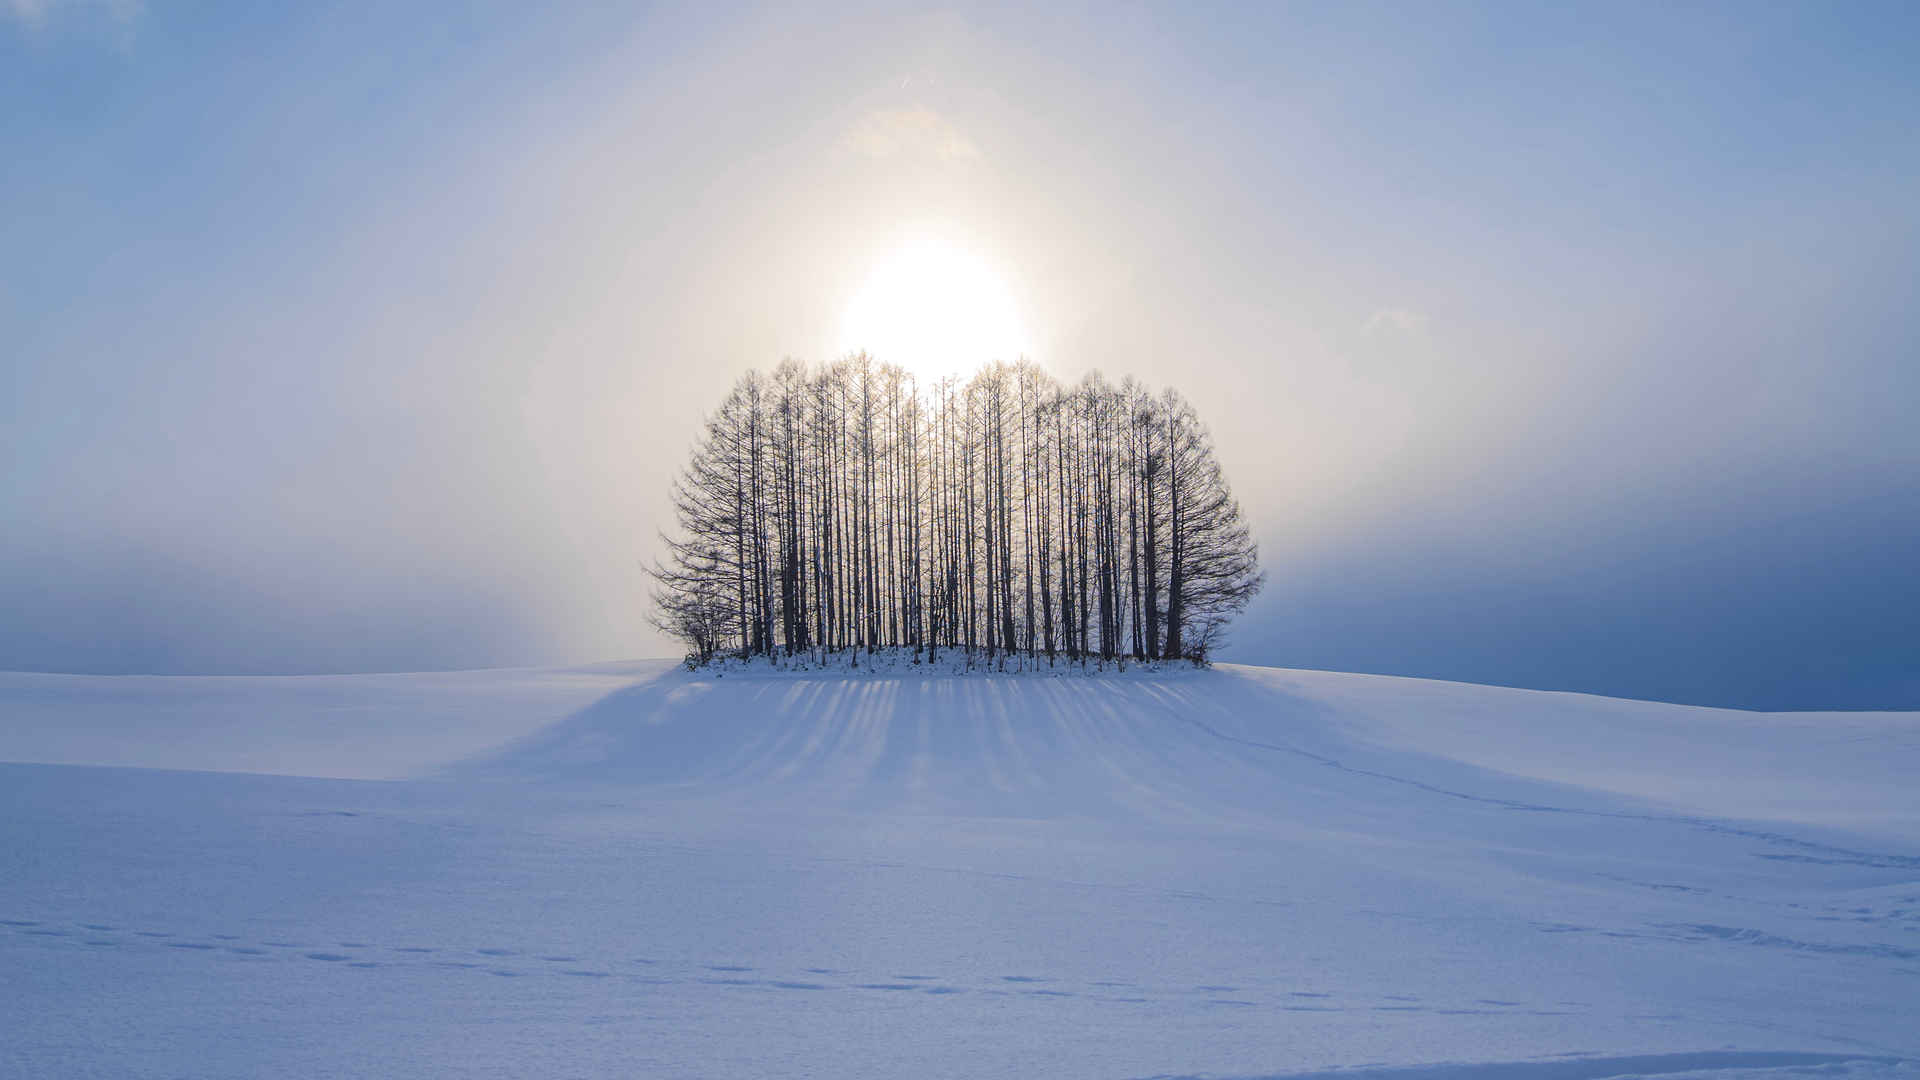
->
[651,359,1263,666]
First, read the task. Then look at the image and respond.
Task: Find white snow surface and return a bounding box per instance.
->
[2,659,1915,1079]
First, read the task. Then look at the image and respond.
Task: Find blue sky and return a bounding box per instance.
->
[4,2,1916,707]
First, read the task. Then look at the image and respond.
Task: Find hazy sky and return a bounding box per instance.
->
[5,2,1916,707]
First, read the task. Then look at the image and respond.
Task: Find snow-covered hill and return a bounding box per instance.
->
[2,661,1915,1079]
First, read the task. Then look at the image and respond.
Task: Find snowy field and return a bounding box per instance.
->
[2,660,1916,1079]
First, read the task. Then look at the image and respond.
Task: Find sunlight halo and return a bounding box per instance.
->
[836,226,1031,381]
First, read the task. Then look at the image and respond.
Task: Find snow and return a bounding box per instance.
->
[1,659,1915,1079]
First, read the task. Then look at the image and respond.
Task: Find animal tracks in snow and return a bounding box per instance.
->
[3,914,1587,1018]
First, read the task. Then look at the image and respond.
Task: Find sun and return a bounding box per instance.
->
[837,227,1030,381]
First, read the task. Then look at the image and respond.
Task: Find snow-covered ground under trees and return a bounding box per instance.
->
[2,659,1917,1080]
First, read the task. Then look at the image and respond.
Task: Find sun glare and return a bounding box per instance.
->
[838,229,1030,381]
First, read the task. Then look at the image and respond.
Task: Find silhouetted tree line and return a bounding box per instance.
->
[651,357,1263,667]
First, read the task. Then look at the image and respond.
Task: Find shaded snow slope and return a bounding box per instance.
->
[458,663,1920,838]
[2,662,1915,1079]
[1252,667,1920,835]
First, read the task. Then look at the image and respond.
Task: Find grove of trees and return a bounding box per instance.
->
[651,356,1263,668]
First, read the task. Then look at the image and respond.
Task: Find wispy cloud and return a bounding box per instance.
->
[5,0,142,32]
[843,106,980,162]
[4,0,50,25]
[1362,307,1428,337]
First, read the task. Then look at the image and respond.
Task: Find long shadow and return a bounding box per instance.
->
[446,669,747,785]
[443,663,1920,873]
[443,663,1378,821]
